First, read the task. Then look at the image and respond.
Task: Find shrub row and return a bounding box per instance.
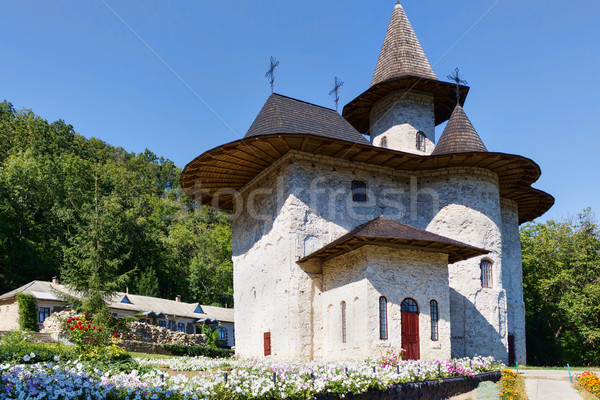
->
[163,344,234,358]
[0,342,74,363]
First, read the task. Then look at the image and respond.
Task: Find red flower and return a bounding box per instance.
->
[97,328,102,332]
[83,312,87,316]
[87,324,90,328]
[89,340,93,343]
[84,328,88,332]
[113,334,118,338]
[87,320,91,323]
[70,327,74,331]
[92,326,95,329]
[78,321,83,325]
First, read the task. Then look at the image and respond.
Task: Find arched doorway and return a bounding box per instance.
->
[401,298,420,360]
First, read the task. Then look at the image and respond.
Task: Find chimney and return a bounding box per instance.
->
[126,287,129,294]
[51,276,59,285]
[176,295,181,302]
[225,303,228,309]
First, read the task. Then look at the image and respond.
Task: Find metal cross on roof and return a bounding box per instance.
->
[329,76,344,112]
[447,67,467,103]
[265,56,279,93]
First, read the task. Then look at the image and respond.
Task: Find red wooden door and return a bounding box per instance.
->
[264,332,271,356]
[401,298,420,360]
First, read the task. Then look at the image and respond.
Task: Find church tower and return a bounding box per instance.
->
[343,2,468,155]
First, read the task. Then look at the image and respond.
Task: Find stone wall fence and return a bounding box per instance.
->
[42,311,207,349]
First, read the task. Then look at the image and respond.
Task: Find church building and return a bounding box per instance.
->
[181,3,553,364]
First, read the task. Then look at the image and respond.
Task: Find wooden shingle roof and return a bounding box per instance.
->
[432,105,487,155]
[371,2,437,86]
[343,3,467,133]
[297,216,489,265]
[245,93,370,145]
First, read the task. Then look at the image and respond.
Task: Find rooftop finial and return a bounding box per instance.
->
[329,76,344,112]
[447,67,467,104]
[265,56,280,93]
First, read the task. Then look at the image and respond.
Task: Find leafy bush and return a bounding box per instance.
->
[16,293,38,331]
[0,331,74,363]
[62,312,129,361]
[163,344,234,358]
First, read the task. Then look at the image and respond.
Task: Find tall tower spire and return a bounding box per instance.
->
[342,2,469,153]
[371,2,437,86]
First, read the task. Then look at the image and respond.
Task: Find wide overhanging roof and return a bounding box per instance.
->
[297,216,488,265]
[181,133,554,224]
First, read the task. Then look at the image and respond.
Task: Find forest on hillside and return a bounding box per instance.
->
[0,101,233,306]
[1,101,598,365]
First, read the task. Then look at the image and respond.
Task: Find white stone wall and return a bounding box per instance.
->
[370,90,435,155]
[232,150,515,362]
[500,199,527,364]
[319,246,450,361]
[424,175,509,362]
[0,301,19,331]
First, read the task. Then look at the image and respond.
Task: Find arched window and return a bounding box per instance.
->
[481,260,493,288]
[351,180,367,202]
[416,131,426,152]
[341,301,347,343]
[379,296,388,340]
[430,300,439,341]
[380,136,388,148]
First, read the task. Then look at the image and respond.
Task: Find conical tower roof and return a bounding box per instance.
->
[431,105,487,155]
[371,2,437,86]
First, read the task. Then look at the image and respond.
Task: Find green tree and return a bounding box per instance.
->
[521,208,600,366]
[61,173,134,320]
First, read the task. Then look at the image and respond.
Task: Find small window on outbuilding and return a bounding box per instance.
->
[379,296,388,340]
[38,307,50,324]
[351,180,367,202]
[380,136,388,148]
[121,295,132,304]
[416,131,426,152]
[481,260,493,288]
[219,327,227,340]
[430,300,439,341]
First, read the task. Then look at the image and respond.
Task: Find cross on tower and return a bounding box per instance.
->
[329,76,344,112]
[447,67,467,104]
[265,56,279,93]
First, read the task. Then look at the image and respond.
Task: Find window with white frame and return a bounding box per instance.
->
[481,260,493,288]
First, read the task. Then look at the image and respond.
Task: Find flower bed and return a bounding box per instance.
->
[498,369,527,400]
[0,355,501,399]
[576,371,600,398]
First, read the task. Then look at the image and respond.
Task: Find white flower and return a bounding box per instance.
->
[30,352,36,358]
[23,354,31,362]
[54,355,60,362]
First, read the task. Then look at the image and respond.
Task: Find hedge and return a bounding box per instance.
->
[16,293,38,331]
[163,344,234,358]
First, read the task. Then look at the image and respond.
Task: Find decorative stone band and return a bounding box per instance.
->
[314,371,501,400]
[181,134,553,224]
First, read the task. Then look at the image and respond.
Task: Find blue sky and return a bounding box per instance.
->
[1,1,599,223]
